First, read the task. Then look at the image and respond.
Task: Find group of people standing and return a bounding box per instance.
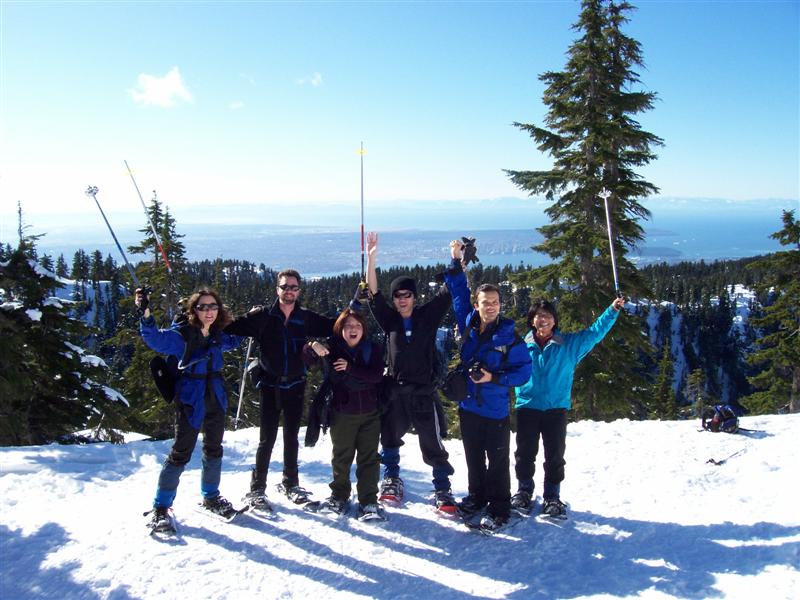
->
[138,232,624,533]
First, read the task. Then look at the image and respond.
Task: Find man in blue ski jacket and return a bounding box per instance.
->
[512,296,625,518]
[445,245,532,531]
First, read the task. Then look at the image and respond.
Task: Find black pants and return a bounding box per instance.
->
[514,407,567,498]
[459,408,510,519]
[251,382,305,491]
[380,384,453,490]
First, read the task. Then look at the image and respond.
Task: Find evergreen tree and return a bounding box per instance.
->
[686,368,707,418]
[55,253,69,277]
[40,254,54,272]
[0,211,129,445]
[117,195,191,436]
[505,0,661,419]
[71,249,90,280]
[743,210,800,414]
[651,342,676,420]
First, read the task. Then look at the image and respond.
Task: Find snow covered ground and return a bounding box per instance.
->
[2,415,798,600]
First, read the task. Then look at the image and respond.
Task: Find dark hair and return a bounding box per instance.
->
[332,309,368,339]
[186,288,232,334]
[527,298,558,331]
[473,283,501,302]
[277,269,302,284]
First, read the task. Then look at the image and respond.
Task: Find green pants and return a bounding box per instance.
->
[329,410,381,505]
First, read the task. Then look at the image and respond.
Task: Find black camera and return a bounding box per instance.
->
[468,362,485,381]
[461,236,479,267]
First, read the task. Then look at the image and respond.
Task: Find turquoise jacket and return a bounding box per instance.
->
[514,305,619,411]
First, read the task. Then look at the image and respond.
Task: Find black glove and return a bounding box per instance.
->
[135,287,151,316]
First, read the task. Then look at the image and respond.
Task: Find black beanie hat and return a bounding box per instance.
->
[390,276,417,297]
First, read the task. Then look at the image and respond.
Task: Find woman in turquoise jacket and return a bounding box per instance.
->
[137,287,242,533]
[512,296,624,518]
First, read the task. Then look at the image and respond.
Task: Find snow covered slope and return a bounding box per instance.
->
[2,415,798,599]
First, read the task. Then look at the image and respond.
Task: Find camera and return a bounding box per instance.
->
[468,362,485,381]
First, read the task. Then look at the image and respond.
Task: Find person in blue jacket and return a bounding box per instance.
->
[445,242,532,531]
[512,296,625,518]
[136,287,242,532]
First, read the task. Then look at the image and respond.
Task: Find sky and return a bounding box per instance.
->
[1,0,798,229]
[2,411,799,598]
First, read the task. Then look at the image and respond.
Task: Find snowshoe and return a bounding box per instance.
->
[277,483,313,505]
[357,503,387,522]
[467,512,522,536]
[540,498,567,520]
[242,491,276,520]
[456,495,487,519]
[200,495,242,522]
[378,476,404,506]
[304,496,349,516]
[510,489,533,516]
[434,489,458,515]
[145,506,178,536]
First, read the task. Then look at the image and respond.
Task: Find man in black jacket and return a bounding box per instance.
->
[366,232,462,513]
[225,269,334,510]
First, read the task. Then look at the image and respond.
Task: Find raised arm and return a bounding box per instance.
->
[366,231,379,295]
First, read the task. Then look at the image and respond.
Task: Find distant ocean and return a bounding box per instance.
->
[12,197,796,278]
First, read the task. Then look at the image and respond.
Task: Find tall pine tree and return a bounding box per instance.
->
[506,0,662,419]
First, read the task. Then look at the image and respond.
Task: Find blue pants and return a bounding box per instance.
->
[154,390,225,508]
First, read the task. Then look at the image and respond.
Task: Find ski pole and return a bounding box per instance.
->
[123,160,173,274]
[350,143,369,312]
[85,186,141,288]
[359,142,366,282]
[600,188,622,298]
[234,337,254,430]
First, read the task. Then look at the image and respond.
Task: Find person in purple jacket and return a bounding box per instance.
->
[136,287,242,532]
[304,309,386,520]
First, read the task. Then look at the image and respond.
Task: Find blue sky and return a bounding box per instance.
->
[1,0,798,229]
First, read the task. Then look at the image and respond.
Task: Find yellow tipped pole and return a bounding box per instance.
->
[357,142,367,281]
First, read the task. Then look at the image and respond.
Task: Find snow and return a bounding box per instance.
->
[25,308,42,321]
[1,415,799,599]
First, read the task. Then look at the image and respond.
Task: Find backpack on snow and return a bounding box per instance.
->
[701,404,741,434]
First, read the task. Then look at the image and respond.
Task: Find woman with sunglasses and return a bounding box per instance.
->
[136,287,242,534]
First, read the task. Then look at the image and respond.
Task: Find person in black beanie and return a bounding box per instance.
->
[365,231,465,514]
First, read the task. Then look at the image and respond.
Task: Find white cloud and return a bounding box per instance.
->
[239,72,257,85]
[229,101,245,110]
[129,67,193,107]
[295,72,323,87]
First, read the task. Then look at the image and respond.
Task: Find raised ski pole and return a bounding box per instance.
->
[85,186,141,288]
[349,143,369,311]
[359,142,367,283]
[234,337,254,430]
[124,160,173,274]
[601,188,623,298]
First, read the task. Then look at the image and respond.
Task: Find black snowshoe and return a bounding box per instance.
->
[277,483,313,505]
[145,506,178,536]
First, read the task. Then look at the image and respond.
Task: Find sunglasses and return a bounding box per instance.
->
[278,284,301,292]
[195,303,219,312]
[393,291,414,300]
